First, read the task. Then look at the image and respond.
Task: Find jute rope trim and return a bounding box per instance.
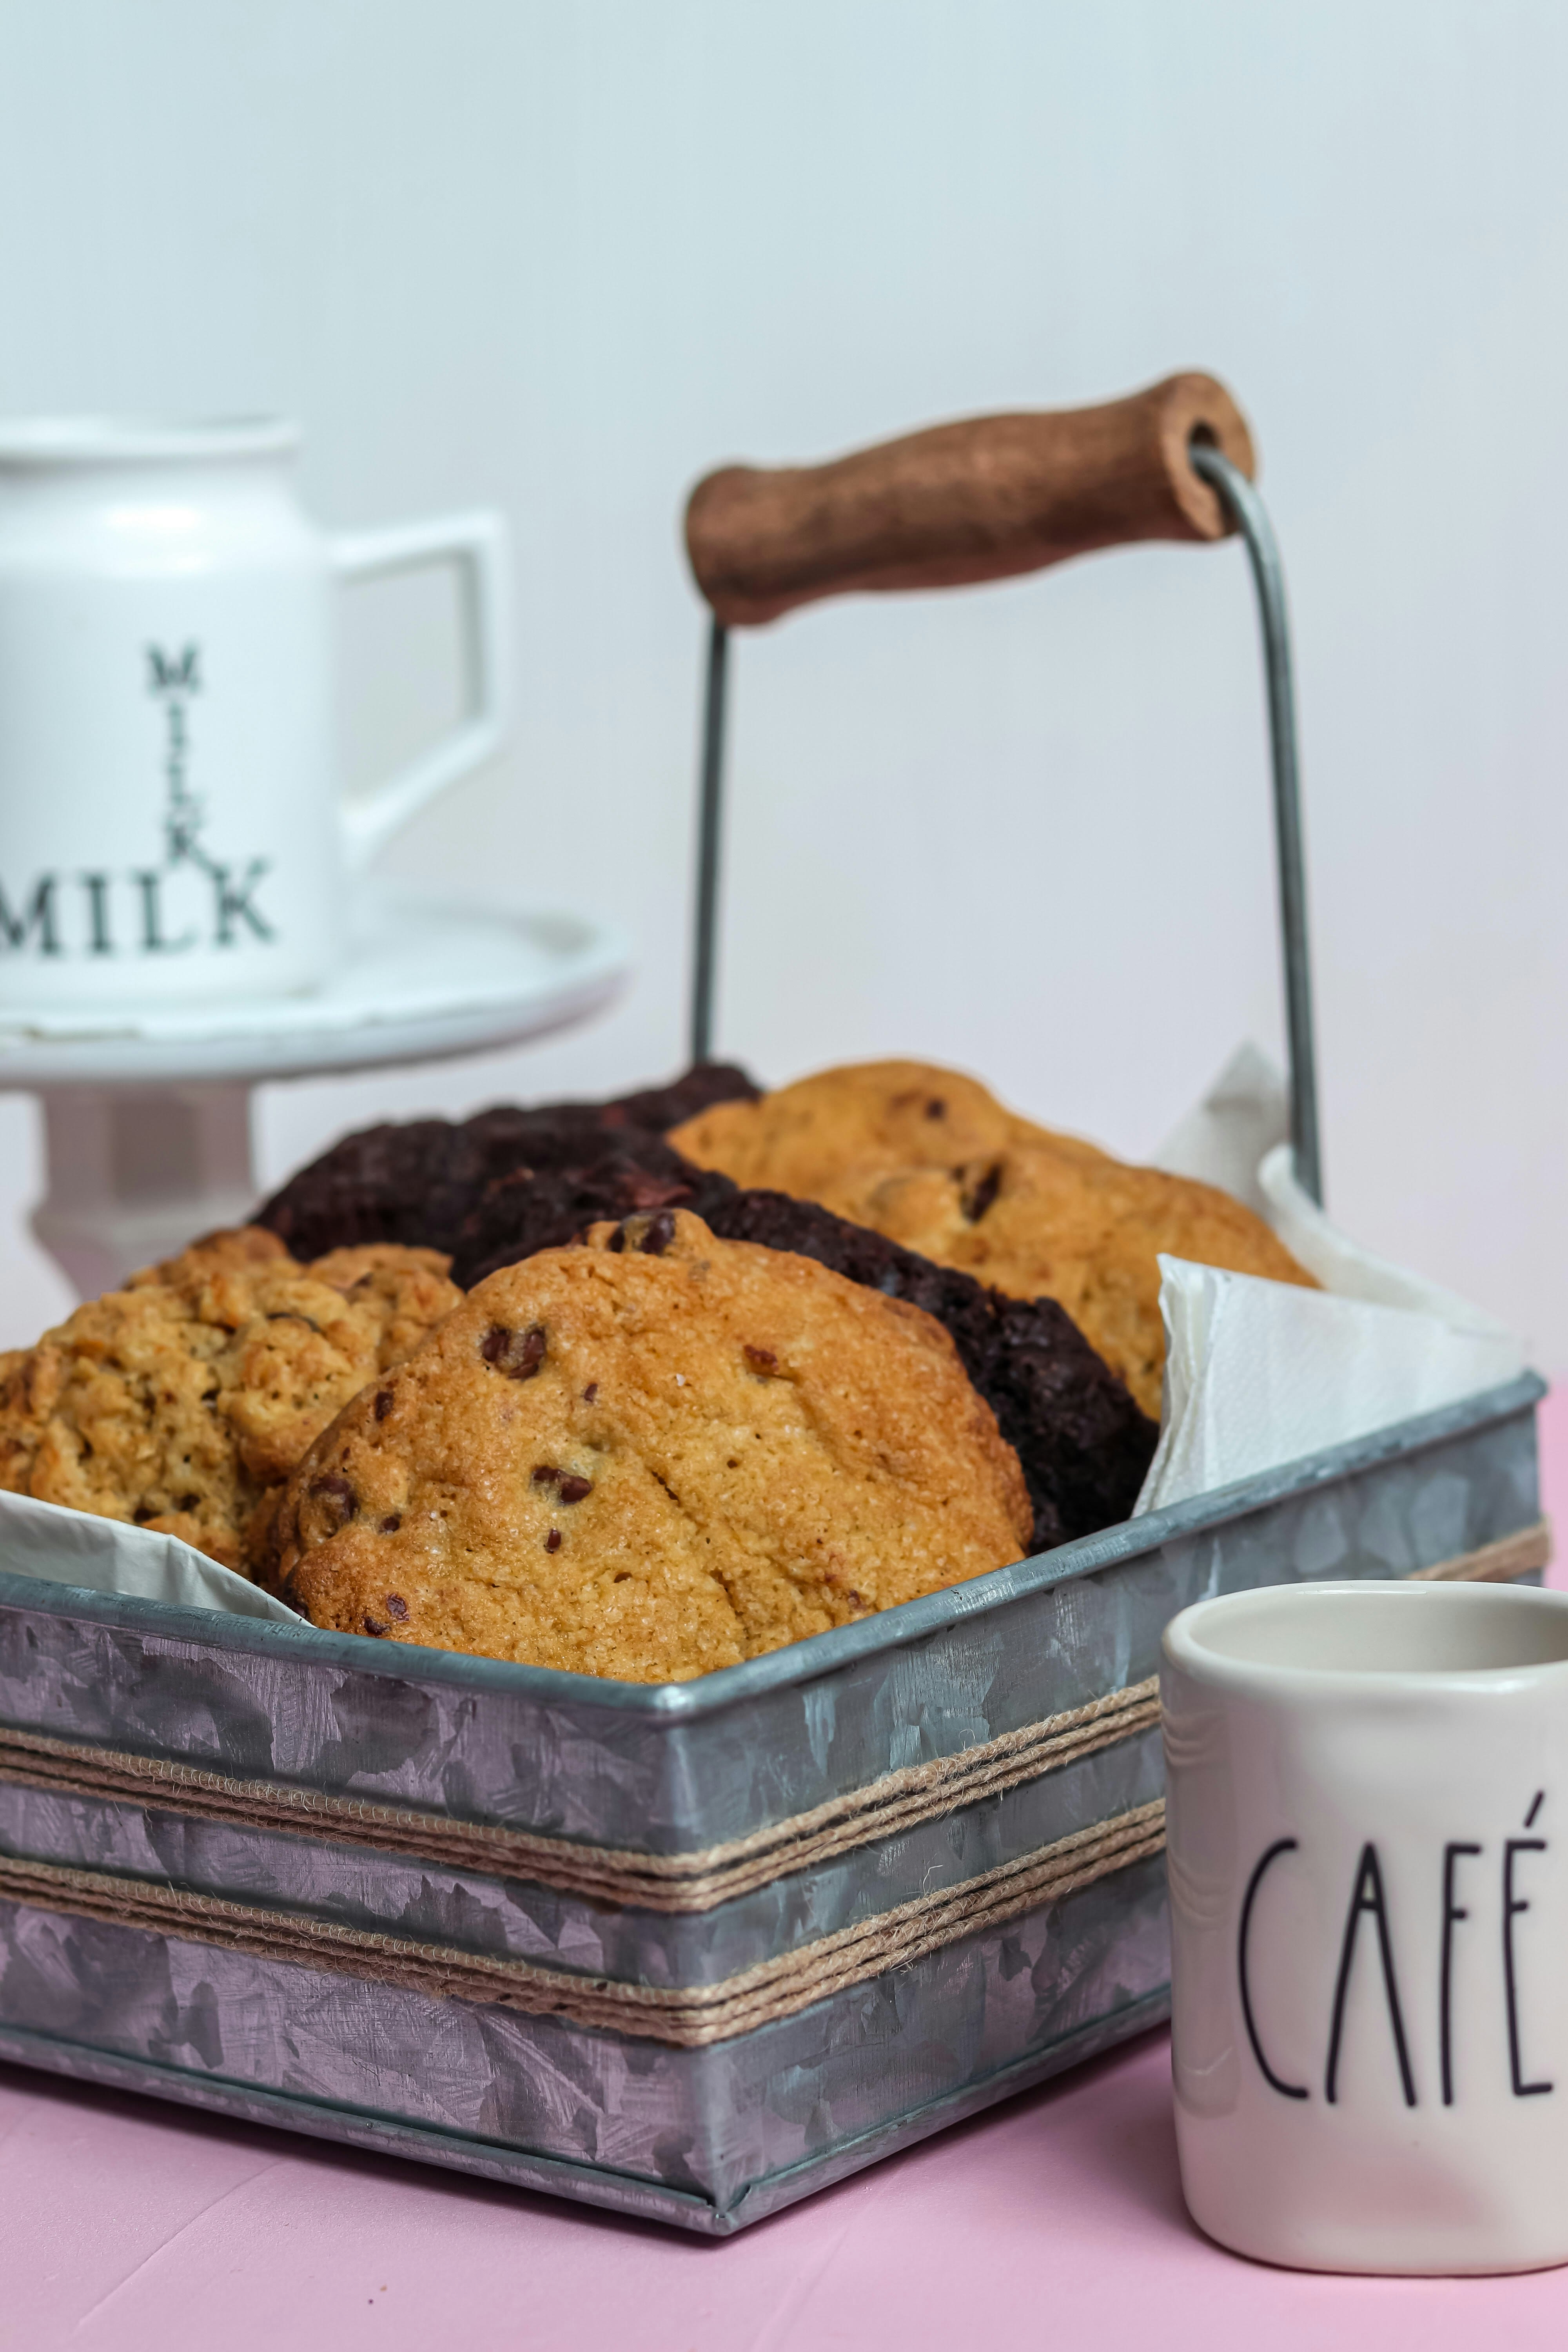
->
[0,1677,1162,1913]
[0,1521,1542,1913]
[0,1799,1167,2048]
[0,1525,1539,2046]
[1408,1519,1550,1585]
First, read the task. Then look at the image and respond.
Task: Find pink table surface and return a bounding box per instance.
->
[4,1388,1565,2352]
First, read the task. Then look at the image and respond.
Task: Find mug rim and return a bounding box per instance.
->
[0,415,300,465]
[1163,1576,1568,1696]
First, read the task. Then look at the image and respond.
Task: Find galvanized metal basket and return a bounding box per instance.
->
[0,374,1542,2234]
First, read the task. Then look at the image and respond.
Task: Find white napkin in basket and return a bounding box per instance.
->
[1134,1258,1524,1515]
[0,1488,301,1622]
[1136,1047,1526,1514]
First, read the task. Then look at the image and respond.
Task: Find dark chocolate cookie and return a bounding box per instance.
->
[450,1131,736,1283]
[591,1063,762,1132]
[255,1064,759,1264]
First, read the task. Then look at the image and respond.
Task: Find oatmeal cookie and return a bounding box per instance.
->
[129,1226,294,1289]
[269,1209,1032,1682]
[0,1231,462,1570]
[307,1244,467,1369]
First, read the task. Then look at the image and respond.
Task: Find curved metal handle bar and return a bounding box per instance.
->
[689,445,1322,1206]
[1187,442,1321,1203]
[690,619,730,1076]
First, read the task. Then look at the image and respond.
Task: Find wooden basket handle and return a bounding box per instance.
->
[684,371,1255,627]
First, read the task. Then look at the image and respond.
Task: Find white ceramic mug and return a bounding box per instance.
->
[1162,1577,1568,2275]
[0,416,513,1013]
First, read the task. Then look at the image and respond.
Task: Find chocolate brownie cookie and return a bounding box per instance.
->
[0,1231,462,1570]
[255,1062,759,1263]
[268,1210,1033,1682]
[592,1062,762,1133]
[450,1131,734,1288]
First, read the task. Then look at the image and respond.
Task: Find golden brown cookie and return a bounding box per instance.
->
[0,1230,462,1571]
[270,1209,1031,1682]
[840,1143,1316,1418]
[668,1058,1107,1204]
[671,1060,1316,1419]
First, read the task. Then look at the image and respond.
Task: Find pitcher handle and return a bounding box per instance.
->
[330,509,514,870]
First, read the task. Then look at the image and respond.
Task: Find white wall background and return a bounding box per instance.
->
[1,0,1564,1367]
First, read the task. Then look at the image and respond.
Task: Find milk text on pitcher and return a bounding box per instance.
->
[0,643,276,962]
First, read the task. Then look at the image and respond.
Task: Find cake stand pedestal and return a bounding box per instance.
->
[0,884,629,1295]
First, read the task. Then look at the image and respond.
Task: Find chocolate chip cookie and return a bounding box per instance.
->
[697,1187,1157,1548]
[671,1061,1316,1419]
[667,1058,1109,1203]
[446,1149,1154,1553]
[0,1230,463,1571]
[837,1142,1316,1419]
[268,1209,1033,1682]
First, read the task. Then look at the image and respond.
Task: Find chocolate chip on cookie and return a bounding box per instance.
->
[480,1322,546,1379]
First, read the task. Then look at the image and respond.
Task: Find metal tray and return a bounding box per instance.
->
[0,1372,1542,2234]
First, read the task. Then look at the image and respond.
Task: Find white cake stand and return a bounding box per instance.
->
[0,883,629,1295]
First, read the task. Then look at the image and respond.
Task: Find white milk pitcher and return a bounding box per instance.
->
[0,416,512,1014]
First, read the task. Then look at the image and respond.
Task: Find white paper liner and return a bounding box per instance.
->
[1148,1038,1288,1219]
[0,1489,300,1623]
[1137,1047,1526,1514]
